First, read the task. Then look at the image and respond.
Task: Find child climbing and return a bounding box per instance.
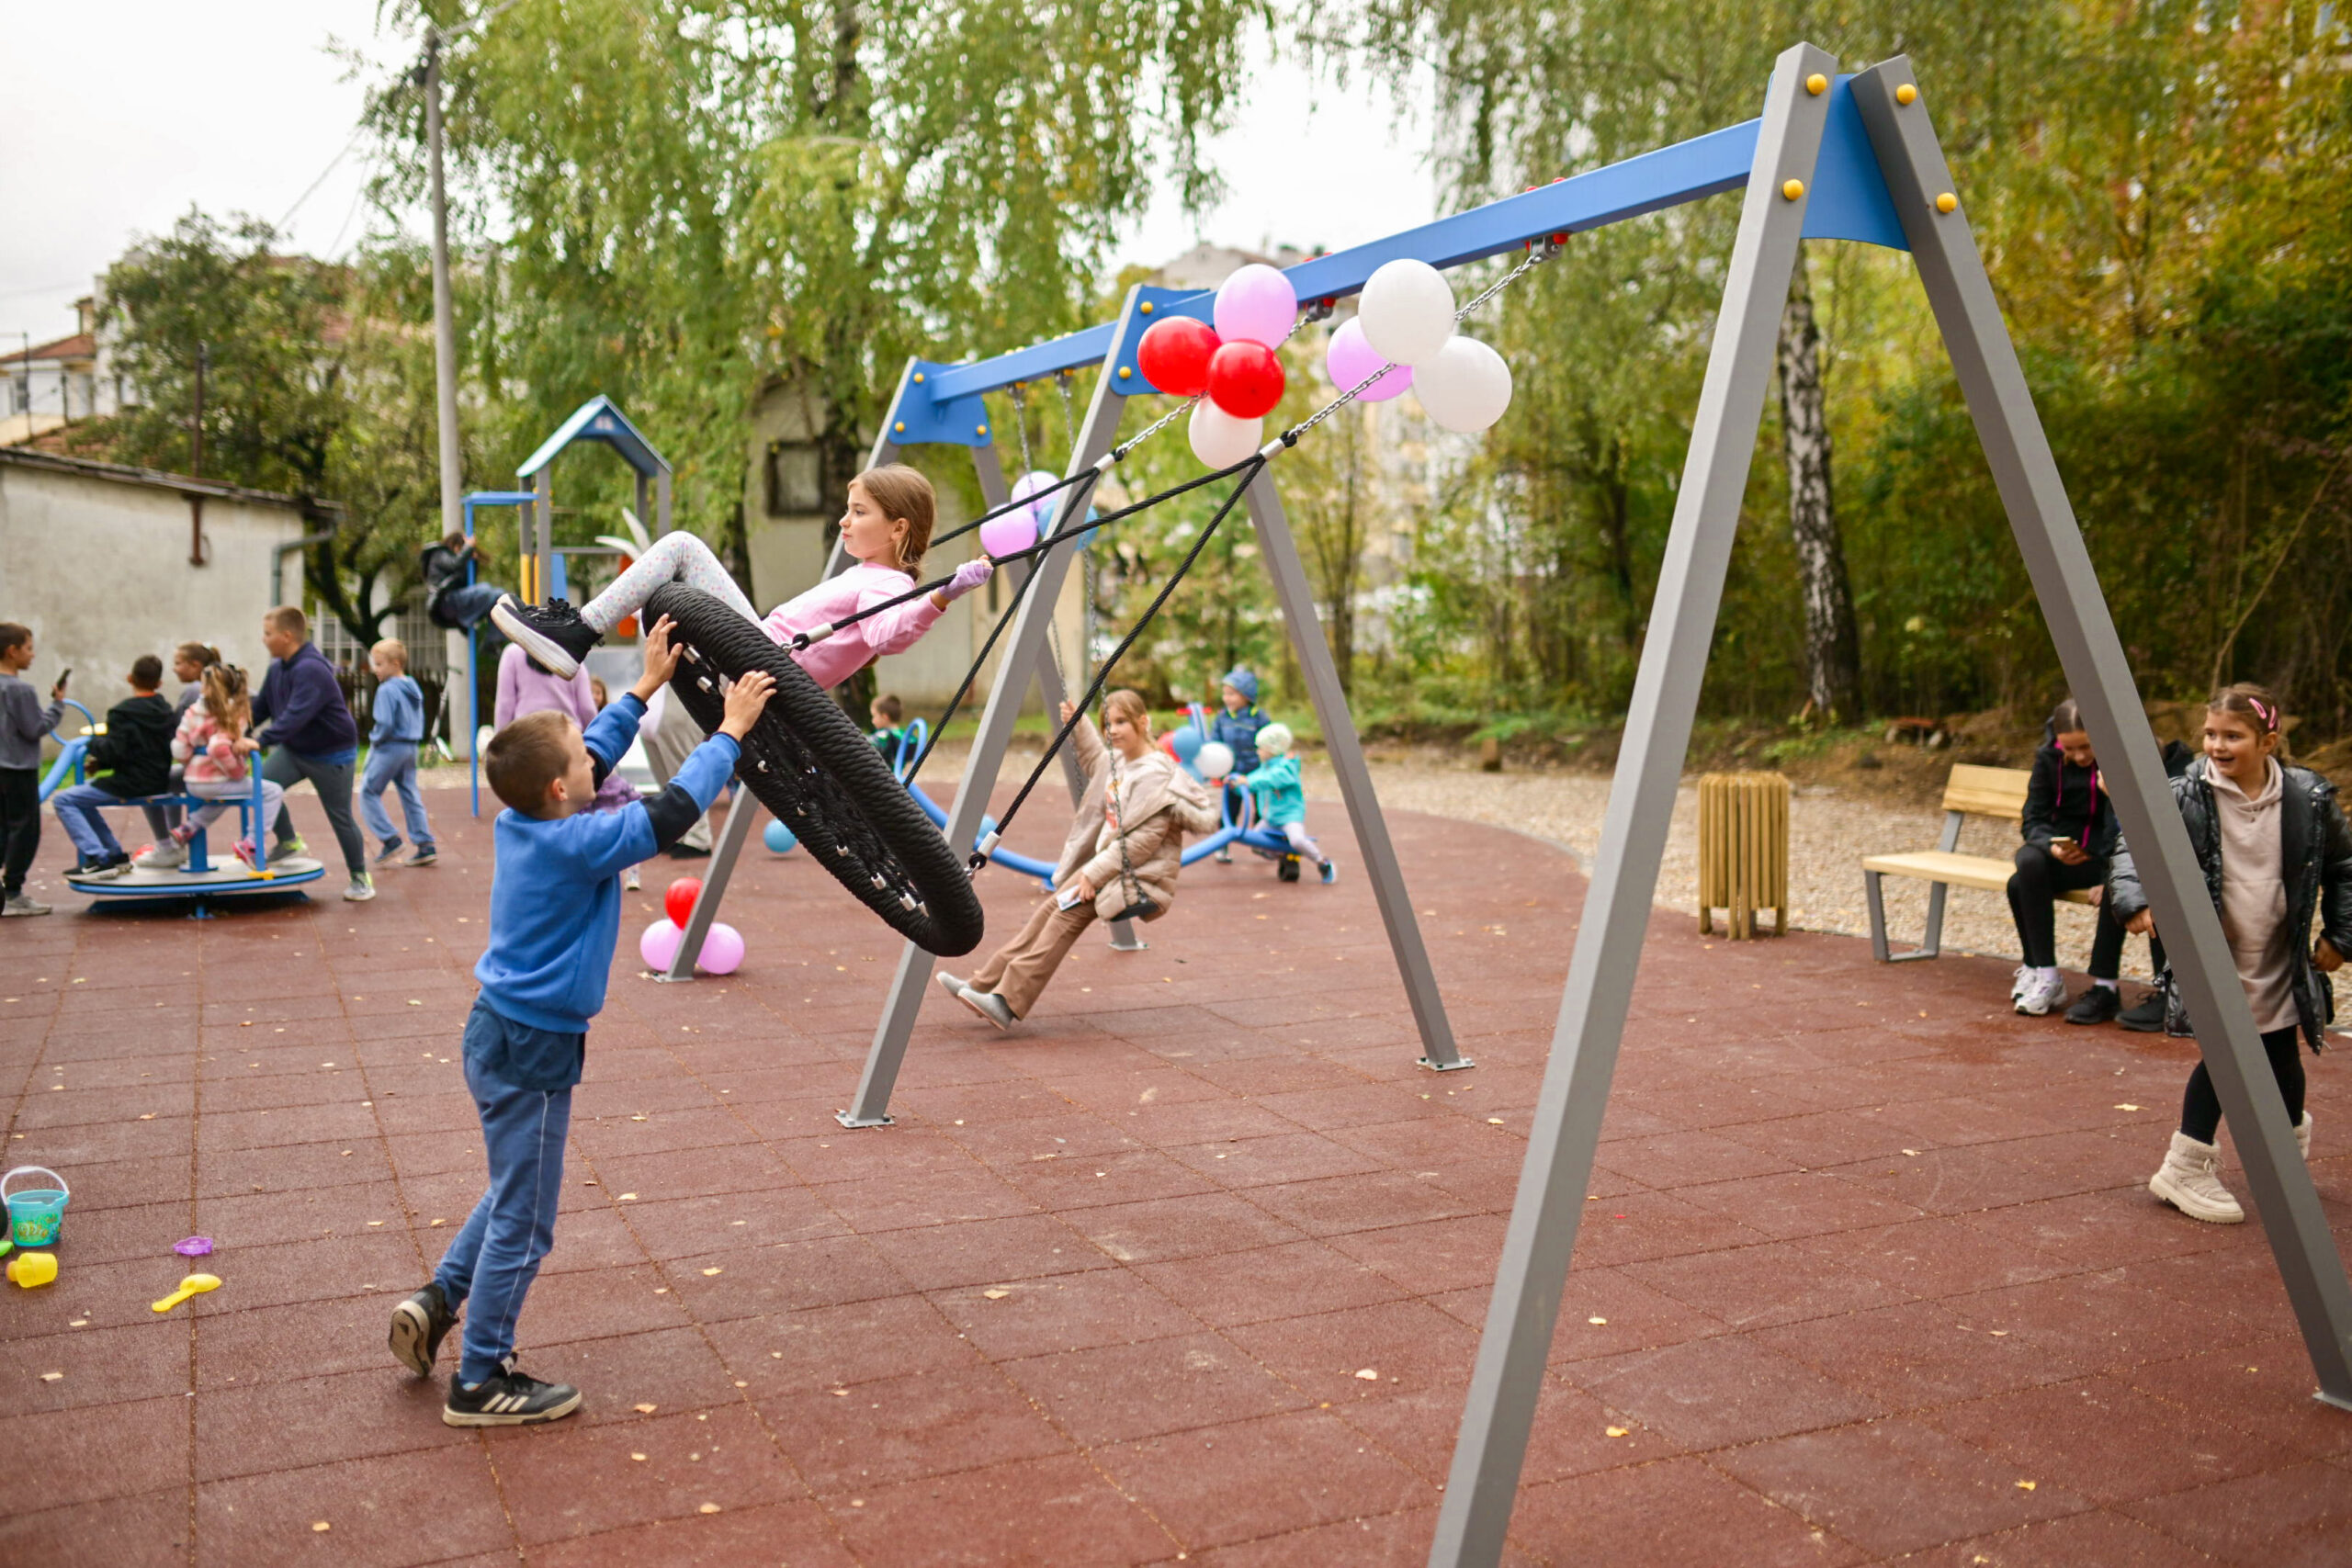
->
[936,692,1218,1029]
[1234,722,1336,885]
[165,664,284,871]
[1209,666,1268,863]
[422,531,507,633]
[2109,683,2352,1224]
[389,617,771,1426]
[490,464,991,692]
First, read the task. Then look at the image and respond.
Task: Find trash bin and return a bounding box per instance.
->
[1697,772,1788,939]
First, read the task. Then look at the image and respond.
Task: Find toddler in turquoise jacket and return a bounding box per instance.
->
[1235,722,1335,884]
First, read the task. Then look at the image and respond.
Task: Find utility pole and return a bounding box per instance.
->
[188,342,209,568]
[424,27,472,760]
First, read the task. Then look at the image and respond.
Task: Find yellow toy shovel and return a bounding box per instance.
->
[152,1273,221,1313]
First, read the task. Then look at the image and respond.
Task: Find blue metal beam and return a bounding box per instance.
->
[888,73,1902,441]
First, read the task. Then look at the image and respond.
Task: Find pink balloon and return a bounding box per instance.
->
[639,919,683,971]
[697,921,746,976]
[1212,264,1298,350]
[1325,318,1413,402]
[979,511,1037,558]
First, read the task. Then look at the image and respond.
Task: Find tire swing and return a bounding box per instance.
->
[645,581,987,957]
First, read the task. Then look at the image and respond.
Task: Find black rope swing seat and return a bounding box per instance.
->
[645,244,1554,958]
[647,581,989,956]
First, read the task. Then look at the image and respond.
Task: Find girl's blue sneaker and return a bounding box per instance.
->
[1320,859,1338,886]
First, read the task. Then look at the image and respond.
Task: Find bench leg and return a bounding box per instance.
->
[1866,870,1945,963]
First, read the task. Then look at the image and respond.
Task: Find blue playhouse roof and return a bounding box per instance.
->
[517,395,673,479]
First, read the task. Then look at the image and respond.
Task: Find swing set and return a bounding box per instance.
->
[625,44,2351,1565]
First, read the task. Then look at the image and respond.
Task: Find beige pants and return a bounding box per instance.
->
[970,894,1097,1019]
[639,694,713,851]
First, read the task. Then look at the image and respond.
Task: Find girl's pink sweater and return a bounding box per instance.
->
[171,708,247,786]
[762,562,944,689]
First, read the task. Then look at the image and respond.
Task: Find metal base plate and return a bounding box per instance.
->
[1419,1055,1477,1072]
[835,1110,894,1130]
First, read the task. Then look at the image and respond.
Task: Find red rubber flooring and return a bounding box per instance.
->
[2,791,2348,1566]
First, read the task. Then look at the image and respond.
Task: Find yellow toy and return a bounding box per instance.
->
[151,1273,221,1313]
[6,1251,57,1289]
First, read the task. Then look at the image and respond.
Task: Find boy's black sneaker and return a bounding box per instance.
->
[2064,985,2121,1026]
[389,1282,458,1376]
[490,595,599,680]
[443,1356,581,1427]
[77,852,131,880]
[2118,991,2167,1033]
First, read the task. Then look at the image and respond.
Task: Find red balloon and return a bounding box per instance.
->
[1206,341,1285,419]
[1159,731,1179,759]
[664,877,703,927]
[1136,316,1218,398]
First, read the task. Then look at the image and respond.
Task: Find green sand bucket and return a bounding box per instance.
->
[4,1168,69,1248]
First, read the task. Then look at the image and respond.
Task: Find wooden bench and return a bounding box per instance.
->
[1862,762,2091,962]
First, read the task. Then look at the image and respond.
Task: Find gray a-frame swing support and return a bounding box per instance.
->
[1429,44,2352,1568]
[664,368,1093,982]
[835,287,1469,1128]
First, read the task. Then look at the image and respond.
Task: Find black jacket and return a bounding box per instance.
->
[84,693,177,798]
[2107,757,2352,1052]
[2020,739,2118,856]
[423,541,475,627]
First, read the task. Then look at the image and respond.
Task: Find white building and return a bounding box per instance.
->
[1,299,123,446]
[0,447,331,727]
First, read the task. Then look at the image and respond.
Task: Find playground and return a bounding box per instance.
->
[6,790,2348,1566]
[4,35,2350,1568]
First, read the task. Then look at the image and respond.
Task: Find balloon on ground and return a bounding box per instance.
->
[763,819,797,853]
[640,919,684,971]
[697,922,746,976]
[664,876,702,927]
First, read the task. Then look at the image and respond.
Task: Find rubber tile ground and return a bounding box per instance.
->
[2,789,2346,1566]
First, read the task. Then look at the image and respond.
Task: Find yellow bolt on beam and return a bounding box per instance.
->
[1117,367,1132,379]
[1896,83,1917,106]
[1936,192,1958,214]
[893,421,905,434]
[1805,73,1827,96]
[1781,178,1805,201]
[1138,301,1154,314]
[976,423,989,437]
[912,371,925,383]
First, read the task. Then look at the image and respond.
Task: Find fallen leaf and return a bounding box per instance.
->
[701,1267,723,1277]
[831,1389,849,1398]
[698,1503,721,1515]
[312,1522,331,1532]
[1605,1426,1629,1438]
[983,1289,1010,1300]
[406,999,421,1006]
[430,1218,446,1227]
[367,1221,384,1227]
[1588,1316,1608,1325]
[2114,1103,2142,1111]
[631,1114,648,1122]
[634,1403,658,1414]
[40,1371,63,1382]
[1902,1149,1921,1157]
[68,1319,85,1327]
[1353,1368,1380,1381]
[2015,1480,2036,1491]
[1989,1329,2009,1337]
[619,1193,639,1201]
[137,1113,154,1121]
[1487,1118,1505,1126]
[630,1452,647,1461]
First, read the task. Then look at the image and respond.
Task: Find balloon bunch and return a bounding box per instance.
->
[639,876,745,975]
[1335,259,1513,434]
[1134,263,1299,468]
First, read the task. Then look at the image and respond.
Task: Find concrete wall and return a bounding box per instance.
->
[0,459,311,727]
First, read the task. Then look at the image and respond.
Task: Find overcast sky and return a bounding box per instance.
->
[0,3,1438,352]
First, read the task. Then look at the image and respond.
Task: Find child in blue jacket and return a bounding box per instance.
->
[358,638,438,868]
[1235,722,1335,884]
[388,617,772,1427]
[1210,666,1268,862]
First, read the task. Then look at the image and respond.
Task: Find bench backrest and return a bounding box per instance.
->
[1940,763,2030,822]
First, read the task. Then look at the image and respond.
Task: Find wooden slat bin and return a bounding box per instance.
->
[1698,772,1789,939]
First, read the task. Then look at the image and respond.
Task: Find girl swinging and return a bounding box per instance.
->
[492,464,991,687]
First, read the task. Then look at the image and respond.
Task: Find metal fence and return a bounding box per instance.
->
[313,604,452,750]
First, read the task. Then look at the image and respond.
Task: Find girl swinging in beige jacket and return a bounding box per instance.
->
[939,691,1219,1029]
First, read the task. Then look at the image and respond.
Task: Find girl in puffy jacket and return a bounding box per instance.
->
[2108,683,2352,1224]
[166,664,284,871]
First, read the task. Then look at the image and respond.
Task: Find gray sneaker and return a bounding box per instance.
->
[2,894,51,918]
[935,971,971,1002]
[956,985,1014,1032]
[342,875,377,903]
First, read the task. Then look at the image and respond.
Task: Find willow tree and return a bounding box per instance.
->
[369,0,1264,559]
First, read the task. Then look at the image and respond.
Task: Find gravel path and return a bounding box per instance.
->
[1344,753,2151,983]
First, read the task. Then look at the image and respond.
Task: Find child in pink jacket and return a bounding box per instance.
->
[491,465,990,690]
[167,664,285,870]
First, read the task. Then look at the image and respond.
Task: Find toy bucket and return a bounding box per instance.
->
[3,1168,70,1248]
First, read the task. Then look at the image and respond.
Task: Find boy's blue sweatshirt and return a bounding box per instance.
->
[1239,753,1306,827]
[370,673,425,747]
[253,641,359,762]
[474,694,738,1034]
[1211,704,1269,775]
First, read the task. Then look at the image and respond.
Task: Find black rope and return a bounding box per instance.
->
[973,455,1268,871]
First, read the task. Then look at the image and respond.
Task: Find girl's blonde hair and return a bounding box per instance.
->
[2210,681,2290,757]
[1102,689,1150,734]
[851,463,937,575]
[201,663,252,729]
[175,641,221,673]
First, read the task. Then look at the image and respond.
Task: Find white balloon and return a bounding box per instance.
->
[1357,258,1457,367]
[1194,741,1235,781]
[1187,401,1262,468]
[1412,334,1514,434]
